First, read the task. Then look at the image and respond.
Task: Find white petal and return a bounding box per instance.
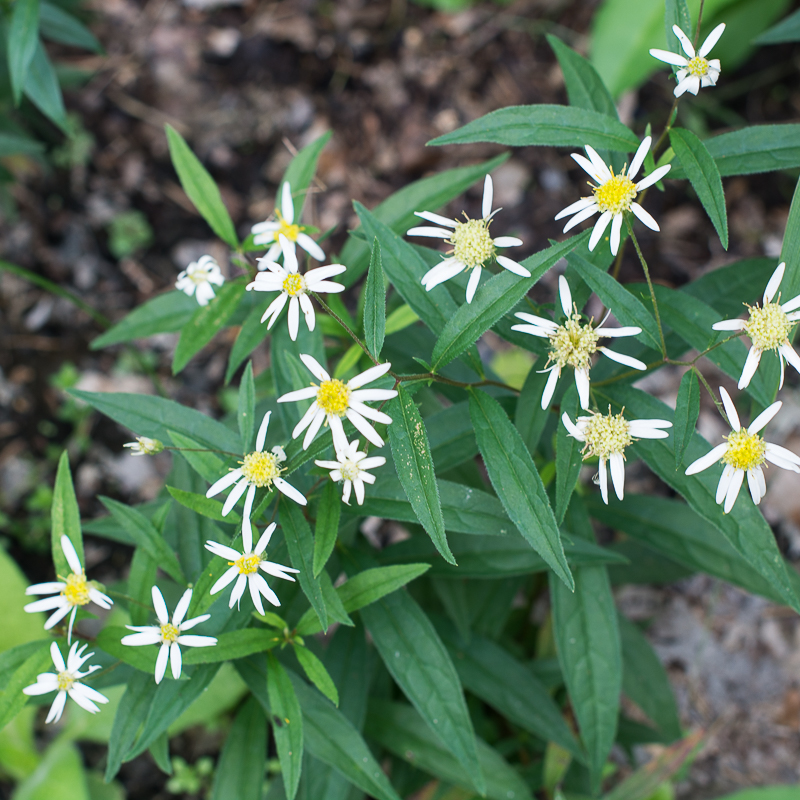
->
[628,136,652,182]
[179,613,211,631]
[780,343,800,375]
[248,575,266,615]
[46,691,68,724]
[630,202,660,232]
[598,347,647,371]
[349,401,392,425]
[747,468,763,505]
[748,401,781,435]
[345,409,384,448]
[302,407,327,449]
[152,586,169,625]
[262,292,288,327]
[274,477,308,506]
[359,456,386,470]
[511,324,551,337]
[251,220,280,234]
[348,361,392,389]
[649,48,688,66]
[72,682,109,707]
[210,566,239,596]
[88,588,113,609]
[287,296,300,341]
[50,642,66,672]
[407,226,452,239]
[712,318,746,331]
[255,523,276,554]
[724,469,745,514]
[259,560,299,579]
[206,469,242,498]
[561,413,583,440]
[60,536,83,575]
[422,260,465,290]
[610,452,626,500]
[673,24,695,57]
[514,312,557,329]
[765,442,800,468]
[495,256,530,277]
[675,75,700,97]
[571,152,606,183]
[589,212,613,252]
[222,477,249,516]
[26,582,65,596]
[562,203,600,233]
[635,165,671,191]
[173,588,193,627]
[716,463,736,504]
[354,478,366,505]
[781,289,800,313]
[342,480,352,505]
[253,573,281,607]
[292,404,322,440]
[281,181,294,223]
[25,596,66,613]
[595,326,641,338]
[541,367,560,409]
[599,458,609,504]
[555,196,596,221]
[415,210,457,228]
[685,442,728,475]
[629,417,673,430]
[297,232,325,262]
[155,644,169,684]
[575,367,591,410]
[256,410,271,452]
[584,146,612,182]
[493,236,523,248]
[466,267,482,304]
[299,353,330,382]
[763,450,800,473]
[305,264,347,284]
[764,261,785,304]
[482,174,494,219]
[609,213,623,255]
[329,415,349,453]
[67,686,101,715]
[350,388,397,402]
[23,679,59,696]
[559,275,573,316]
[699,23,725,58]
[176,635,217,647]
[719,387,741,431]
[43,605,71,630]
[278,386,318,404]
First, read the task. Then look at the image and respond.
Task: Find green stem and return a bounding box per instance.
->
[626,221,667,359]
[312,292,380,367]
[694,0,706,48]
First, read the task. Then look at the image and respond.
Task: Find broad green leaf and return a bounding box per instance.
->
[225,301,269,384]
[238,362,255,452]
[210,698,266,800]
[281,501,327,633]
[166,485,235,524]
[24,39,67,131]
[96,626,159,673]
[555,383,582,524]
[51,451,84,579]
[91,291,197,349]
[673,368,700,469]
[429,105,640,152]
[0,641,51,690]
[184,629,281,665]
[670,128,728,249]
[13,739,90,800]
[105,672,158,780]
[363,237,386,358]
[165,125,238,248]
[469,390,573,589]
[516,366,556,456]
[385,303,420,335]
[172,283,244,374]
[683,257,779,318]
[9,0,40,104]
[99,497,185,584]
[0,645,51,731]
[665,0,692,54]
[426,401,477,472]
[430,233,587,370]
[780,174,800,301]
[318,571,353,629]
[388,387,453,564]
[618,614,682,742]
[360,590,485,794]
[568,251,661,350]
[366,701,532,800]
[127,547,158,626]
[294,645,339,706]
[312,481,340,578]
[597,384,800,612]
[268,654,304,800]
[168,430,228,485]
[755,8,800,43]
[279,131,332,224]
[40,2,101,52]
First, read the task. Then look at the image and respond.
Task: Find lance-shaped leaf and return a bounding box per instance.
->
[0,645,51,731]
[664,0,692,56]
[105,672,157,780]
[268,654,304,800]
[279,130,331,223]
[24,40,66,131]
[9,0,40,105]
[756,7,800,44]
[429,105,640,152]
[313,480,340,577]
[165,124,238,248]
[51,451,84,580]
[363,237,386,358]
[555,383,583,524]
[39,2,102,52]
[388,387,453,564]
[670,128,728,250]
[469,390,573,590]
[226,302,270,384]
[780,173,800,300]
[210,698,267,800]
[294,645,339,706]
[673,369,700,469]
[238,361,255,452]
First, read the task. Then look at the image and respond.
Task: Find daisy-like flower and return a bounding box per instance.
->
[562,408,672,504]
[555,136,671,256]
[407,175,531,304]
[712,262,800,390]
[25,535,113,644]
[650,24,726,97]
[512,276,647,410]
[205,522,298,614]
[206,411,307,537]
[123,436,164,456]
[315,438,386,505]
[175,255,225,306]
[245,236,346,341]
[121,586,217,684]
[685,387,800,513]
[278,356,397,451]
[23,642,108,724]
[251,182,325,265]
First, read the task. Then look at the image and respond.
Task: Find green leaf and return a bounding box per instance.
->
[515,367,555,455]
[388,386,453,564]
[281,502,328,633]
[165,125,238,248]
[568,251,661,350]
[267,654,304,800]
[238,362,255,452]
[665,0,692,54]
[225,302,269,384]
[618,614,682,742]
[312,481,340,578]
[105,673,157,780]
[365,701,532,800]
[294,646,339,706]
[360,590,485,794]
[127,547,158,626]
[0,645,51,731]
[13,738,90,800]
[429,105,640,152]
[210,698,266,800]
[99,497,185,584]
[670,128,728,250]
[91,292,197,349]
[430,233,587,370]
[24,39,67,132]
[168,430,228,485]
[9,0,40,105]
[469,390,573,590]
[184,629,281,665]
[166,485,235,524]
[172,283,244,374]
[279,131,331,224]
[363,237,386,358]
[755,7,800,43]
[673,369,700,469]
[555,384,583,524]
[51,451,84,579]
[40,2,102,52]
[780,174,800,302]
[713,789,800,800]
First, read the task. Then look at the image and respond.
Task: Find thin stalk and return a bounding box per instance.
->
[626,220,667,359]
[312,292,381,367]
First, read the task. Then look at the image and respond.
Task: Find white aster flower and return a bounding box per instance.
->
[123,436,164,456]
[650,24,725,97]
[251,182,325,265]
[121,586,217,684]
[246,235,346,341]
[23,642,108,724]
[175,255,225,306]
[555,136,671,256]
[685,387,800,513]
[206,411,307,538]
[278,355,397,452]
[205,521,298,615]
[315,438,386,505]
[512,276,647,410]
[408,175,531,304]
[25,535,113,644]
[562,408,672,504]
[712,262,800,390]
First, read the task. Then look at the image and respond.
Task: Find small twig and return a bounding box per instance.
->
[626,221,668,359]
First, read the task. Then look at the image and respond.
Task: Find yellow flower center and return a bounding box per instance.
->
[282,273,305,297]
[240,451,283,488]
[581,411,632,460]
[340,460,360,482]
[744,302,792,353]
[61,573,90,607]
[316,379,351,417]
[723,429,766,471]
[275,210,302,242]
[235,553,261,575]
[161,623,180,644]
[687,56,709,77]
[56,671,75,691]
[548,314,599,371]
[450,218,495,269]
[593,172,637,215]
